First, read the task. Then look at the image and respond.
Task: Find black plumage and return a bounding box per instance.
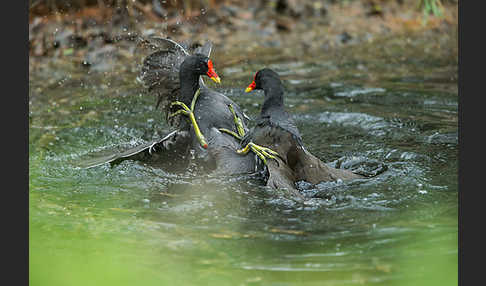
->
[139,38,257,174]
[243,68,362,190]
[81,37,258,175]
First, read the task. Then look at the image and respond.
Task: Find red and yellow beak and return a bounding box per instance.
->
[206,60,221,84]
[245,80,256,93]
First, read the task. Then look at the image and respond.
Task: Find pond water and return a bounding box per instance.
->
[29,36,457,286]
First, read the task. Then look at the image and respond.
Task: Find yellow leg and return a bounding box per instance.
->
[190,89,201,111]
[188,110,208,149]
[228,104,246,137]
[168,109,189,118]
[238,142,280,165]
[223,104,280,166]
[169,90,208,149]
[236,143,251,155]
[169,101,190,111]
[219,128,242,140]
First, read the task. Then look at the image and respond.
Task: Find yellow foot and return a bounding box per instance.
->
[219,128,242,140]
[217,104,246,141]
[237,142,280,165]
[169,90,208,149]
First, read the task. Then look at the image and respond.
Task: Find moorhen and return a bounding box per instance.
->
[80,37,259,175]
[237,68,362,190]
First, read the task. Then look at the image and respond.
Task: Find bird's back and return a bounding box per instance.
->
[195,86,250,135]
[264,106,303,146]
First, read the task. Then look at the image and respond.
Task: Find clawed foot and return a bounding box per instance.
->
[220,104,279,165]
[238,142,280,165]
[168,89,208,149]
[218,104,246,140]
[219,128,242,140]
[219,128,279,165]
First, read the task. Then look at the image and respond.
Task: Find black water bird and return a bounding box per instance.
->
[80,37,258,175]
[239,68,362,190]
[78,39,360,194]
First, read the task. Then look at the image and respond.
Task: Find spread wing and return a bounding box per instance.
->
[136,37,189,114]
[75,130,189,169]
[136,37,213,123]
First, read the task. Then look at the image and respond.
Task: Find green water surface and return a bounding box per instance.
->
[29,34,458,286]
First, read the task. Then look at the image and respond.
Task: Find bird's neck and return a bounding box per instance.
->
[261,82,285,116]
[179,69,201,106]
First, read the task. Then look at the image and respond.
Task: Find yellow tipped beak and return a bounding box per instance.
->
[211,76,221,84]
[245,80,256,93]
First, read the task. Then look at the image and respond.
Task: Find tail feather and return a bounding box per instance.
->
[194,41,212,57]
[293,147,363,183]
[136,37,213,124]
